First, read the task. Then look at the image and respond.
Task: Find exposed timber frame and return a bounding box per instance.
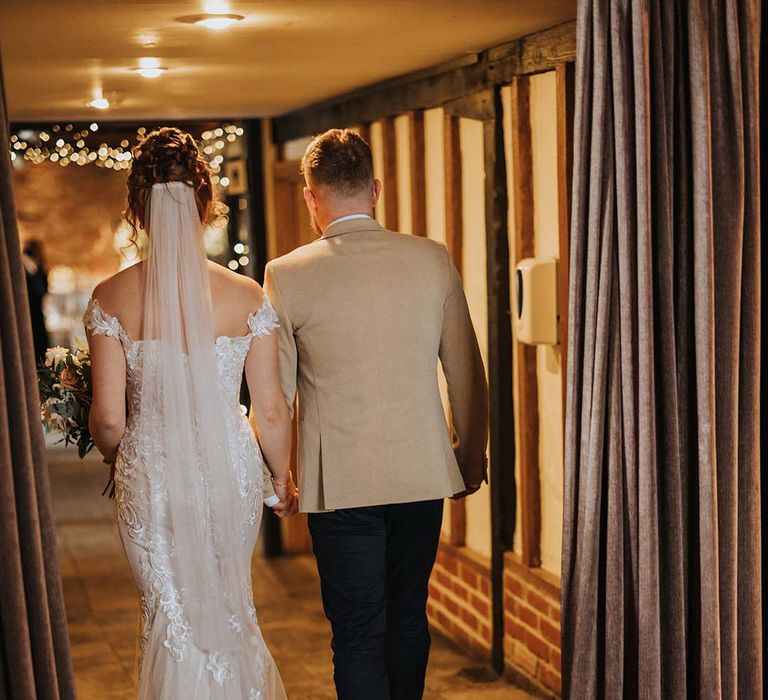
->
[272,21,576,143]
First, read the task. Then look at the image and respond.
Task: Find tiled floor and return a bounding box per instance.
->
[49,447,534,699]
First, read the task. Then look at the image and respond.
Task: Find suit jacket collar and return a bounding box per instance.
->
[322,217,385,239]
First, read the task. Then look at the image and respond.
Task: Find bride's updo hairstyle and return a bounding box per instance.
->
[125,127,225,237]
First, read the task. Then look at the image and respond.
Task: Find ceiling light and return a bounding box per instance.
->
[88,97,110,110]
[134,57,168,79]
[175,13,245,30]
[135,66,167,78]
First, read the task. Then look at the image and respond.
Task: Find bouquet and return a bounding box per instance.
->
[38,346,94,458]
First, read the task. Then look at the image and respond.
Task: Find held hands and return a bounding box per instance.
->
[270,471,299,518]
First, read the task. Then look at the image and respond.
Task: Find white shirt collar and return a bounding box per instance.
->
[325,213,372,231]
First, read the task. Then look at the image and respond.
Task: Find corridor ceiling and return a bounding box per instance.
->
[0,1,576,122]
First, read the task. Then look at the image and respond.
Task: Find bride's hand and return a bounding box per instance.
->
[271,475,299,518]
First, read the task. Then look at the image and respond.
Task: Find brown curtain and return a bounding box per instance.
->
[0,50,76,698]
[561,1,761,698]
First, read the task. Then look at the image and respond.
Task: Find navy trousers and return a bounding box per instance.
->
[308,499,444,700]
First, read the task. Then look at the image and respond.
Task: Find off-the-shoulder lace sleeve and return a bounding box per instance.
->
[246,296,279,338]
[83,298,122,339]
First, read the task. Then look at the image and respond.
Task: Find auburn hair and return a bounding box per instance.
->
[125,127,225,240]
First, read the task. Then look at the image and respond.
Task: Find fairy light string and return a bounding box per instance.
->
[8,122,244,184]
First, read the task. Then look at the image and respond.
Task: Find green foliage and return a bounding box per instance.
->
[38,345,94,458]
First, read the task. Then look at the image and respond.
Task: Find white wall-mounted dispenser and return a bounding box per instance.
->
[514,257,559,346]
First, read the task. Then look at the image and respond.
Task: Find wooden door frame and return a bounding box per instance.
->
[444,88,516,675]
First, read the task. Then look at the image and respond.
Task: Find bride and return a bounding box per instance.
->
[83,127,296,699]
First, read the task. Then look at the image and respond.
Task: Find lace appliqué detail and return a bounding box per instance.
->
[247,296,279,338]
[93,294,279,693]
[83,297,124,341]
[206,652,234,685]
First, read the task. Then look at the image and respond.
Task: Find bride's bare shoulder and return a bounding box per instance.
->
[91,262,143,308]
[207,260,265,312]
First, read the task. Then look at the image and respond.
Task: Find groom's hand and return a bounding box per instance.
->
[451,483,481,500]
[272,493,298,518]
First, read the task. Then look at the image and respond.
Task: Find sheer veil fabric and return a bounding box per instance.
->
[137,182,281,697]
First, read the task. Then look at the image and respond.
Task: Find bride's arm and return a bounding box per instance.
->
[244,330,293,493]
[87,332,127,463]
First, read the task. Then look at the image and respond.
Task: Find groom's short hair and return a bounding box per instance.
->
[301,129,374,197]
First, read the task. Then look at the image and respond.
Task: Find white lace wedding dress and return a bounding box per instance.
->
[83,295,287,700]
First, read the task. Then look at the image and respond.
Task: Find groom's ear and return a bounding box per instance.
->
[372,179,382,207]
[303,186,316,214]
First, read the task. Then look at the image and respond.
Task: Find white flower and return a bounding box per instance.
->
[44,346,69,368]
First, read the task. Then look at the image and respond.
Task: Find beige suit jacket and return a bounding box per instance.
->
[264,217,488,513]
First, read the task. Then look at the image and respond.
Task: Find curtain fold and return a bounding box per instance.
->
[562,0,761,697]
[0,47,76,699]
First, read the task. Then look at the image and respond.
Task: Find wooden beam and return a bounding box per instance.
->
[485,85,516,675]
[444,114,463,269]
[443,90,495,121]
[243,119,282,557]
[509,76,541,569]
[272,21,576,142]
[486,19,579,74]
[244,119,268,284]
[443,112,466,546]
[381,116,399,231]
[359,122,372,148]
[409,111,427,236]
[556,62,575,432]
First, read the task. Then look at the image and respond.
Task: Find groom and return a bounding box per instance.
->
[264,128,488,700]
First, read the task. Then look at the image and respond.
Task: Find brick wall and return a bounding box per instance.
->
[503,552,562,696]
[427,544,563,697]
[12,161,127,277]
[427,543,492,655]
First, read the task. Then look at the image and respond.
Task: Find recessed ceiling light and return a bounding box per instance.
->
[134,59,168,78]
[88,97,110,110]
[175,13,245,30]
[135,67,167,78]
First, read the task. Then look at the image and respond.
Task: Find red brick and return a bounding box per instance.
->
[444,596,459,617]
[435,610,450,630]
[508,575,525,599]
[471,594,490,618]
[460,564,478,589]
[510,641,539,677]
[540,618,561,647]
[540,665,561,693]
[504,615,526,640]
[480,624,492,644]
[460,607,478,630]
[525,629,550,663]
[480,576,491,597]
[551,605,562,624]
[428,584,442,601]
[443,555,459,576]
[451,579,469,600]
[551,649,562,673]
[527,589,550,615]
[504,594,517,617]
[517,602,539,630]
[435,569,451,588]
